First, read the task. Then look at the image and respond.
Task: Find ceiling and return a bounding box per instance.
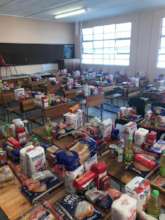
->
[0,0,165,22]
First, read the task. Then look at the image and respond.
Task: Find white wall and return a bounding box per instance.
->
[0,16,74,75]
[78,8,165,81]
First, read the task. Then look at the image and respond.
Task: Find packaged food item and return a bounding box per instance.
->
[124,135,134,165]
[20,145,46,177]
[146,131,157,145]
[100,119,112,139]
[74,201,94,220]
[125,176,150,210]
[134,154,156,170]
[64,165,84,193]
[56,194,102,220]
[0,165,14,184]
[150,140,165,154]
[124,122,137,138]
[160,150,165,177]
[0,148,7,166]
[111,194,137,220]
[134,128,149,146]
[146,190,160,219]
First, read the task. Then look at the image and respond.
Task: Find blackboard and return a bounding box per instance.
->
[0,43,74,66]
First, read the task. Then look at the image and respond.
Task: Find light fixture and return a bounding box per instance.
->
[54,8,86,19]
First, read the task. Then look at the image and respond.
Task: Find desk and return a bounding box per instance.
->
[32,126,79,149]
[0,179,31,220]
[0,152,164,219]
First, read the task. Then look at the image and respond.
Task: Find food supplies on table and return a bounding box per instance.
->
[55,150,80,172]
[64,109,84,129]
[125,176,151,210]
[100,118,112,139]
[71,142,90,164]
[150,140,165,154]
[55,194,102,220]
[64,165,85,193]
[124,122,137,139]
[12,119,28,144]
[134,128,149,146]
[0,165,15,185]
[20,145,46,177]
[111,194,137,220]
[14,88,25,100]
[146,131,157,145]
[84,154,97,171]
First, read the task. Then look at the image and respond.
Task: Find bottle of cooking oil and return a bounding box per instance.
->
[146,190,160,219]
[160,150,165,177]
[124,135,134,165]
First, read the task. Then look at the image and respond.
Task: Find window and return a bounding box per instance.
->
[82,22,132,66]
[158,18,165,68]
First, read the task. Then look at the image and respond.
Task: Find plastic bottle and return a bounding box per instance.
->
[146,190,160,219]
[124,135,134,165]
[160,150,165,177]
[117,139,124,162]
[45,118,52,137]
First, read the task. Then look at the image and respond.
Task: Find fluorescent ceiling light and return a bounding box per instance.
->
[55,8,86,19]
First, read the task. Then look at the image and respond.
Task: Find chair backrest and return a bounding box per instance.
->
[20,98,36,112]
[128,96,145,116]
[86,95,104,107]
[43,103,70,119]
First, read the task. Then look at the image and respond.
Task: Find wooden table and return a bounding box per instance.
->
[1,152,164,219]
[0,178,31,220]
[32,126,79,149]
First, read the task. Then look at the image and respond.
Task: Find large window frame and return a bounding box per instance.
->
[157,18,165,68]
[81,22,132,66]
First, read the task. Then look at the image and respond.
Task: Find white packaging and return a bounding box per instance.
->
[134,128,149,146]
[14,88,25,100]
[12,118,24,127]
[65,165,84,193]
[125,176,151,211]
[84,154,97,171]
[26,146,46,177]
[111,194,137,220]
[20,145,35,175]
[101,118,112,138]
[124,122,137,139]
[64,110,84,129]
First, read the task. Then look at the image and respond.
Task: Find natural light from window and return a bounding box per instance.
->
[157,18,165,68]
[81,22,132,66]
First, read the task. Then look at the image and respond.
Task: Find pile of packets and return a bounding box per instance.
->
[118,107,140,121]
[3,118,28,162]
[142,110,165,128]
[43,105,84,139]
[34,92,67,109]
[11,143,62,203]
[115,122,159,176]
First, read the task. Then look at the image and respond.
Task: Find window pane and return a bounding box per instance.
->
[93,26,103,34]
[158,19,165,68]
[93,34,103,40]
[82,28,93,35]
[83,34,93,41]
[104,40,115,47]
[93,41,103,48]
[104,24,115,33]
[81,22,131,67]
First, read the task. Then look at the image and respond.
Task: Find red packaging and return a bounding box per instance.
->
[7,137,21,148]
[91,162,107,174]
[146,131,157,145]
[73,171,96,190]
[135,154,156,169]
